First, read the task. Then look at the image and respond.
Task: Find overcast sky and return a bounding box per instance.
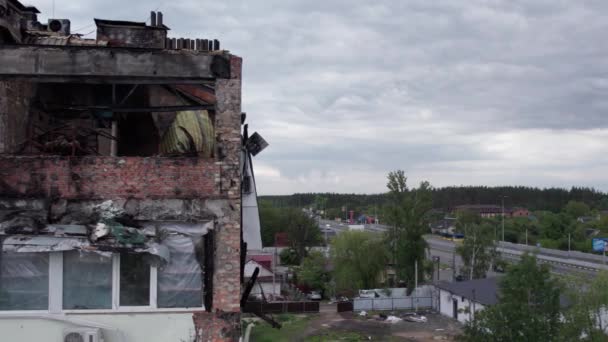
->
[36,0,608,194]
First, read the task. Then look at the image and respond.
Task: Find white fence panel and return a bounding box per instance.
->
[353,296,433,311]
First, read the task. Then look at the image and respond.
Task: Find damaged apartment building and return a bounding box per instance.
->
[0,0,266,341]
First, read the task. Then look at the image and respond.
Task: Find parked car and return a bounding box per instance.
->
[307,291,322,300]
[358,289,380,298]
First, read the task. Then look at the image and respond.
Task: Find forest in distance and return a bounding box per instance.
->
[260,186,608,215]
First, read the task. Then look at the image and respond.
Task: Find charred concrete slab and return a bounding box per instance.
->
[0,197,232,229]
[0,45,232,82]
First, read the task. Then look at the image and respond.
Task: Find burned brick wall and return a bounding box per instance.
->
[0,156,221,199]
[0,44,244,340]
[192,56,243,341]
[0,80,35,154]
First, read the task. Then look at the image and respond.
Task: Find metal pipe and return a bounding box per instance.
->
[241,323,255,342]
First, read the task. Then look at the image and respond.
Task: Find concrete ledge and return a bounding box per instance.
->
[0,45,232,82]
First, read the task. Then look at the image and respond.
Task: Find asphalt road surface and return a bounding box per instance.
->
[319,219,605,278]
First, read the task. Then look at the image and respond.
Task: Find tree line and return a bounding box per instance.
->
[260,186,608,215]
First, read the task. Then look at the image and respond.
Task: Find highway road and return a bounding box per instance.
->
[319,219,606,278]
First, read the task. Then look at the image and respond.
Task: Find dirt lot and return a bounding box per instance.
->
[299,304,462,341]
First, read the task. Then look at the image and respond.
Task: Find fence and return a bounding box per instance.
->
[353,296,434,311]
[337,301,354,312]
[244,301,320,314]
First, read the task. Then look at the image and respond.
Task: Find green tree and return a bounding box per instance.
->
[285,209,321,264]
[259,200,286,247]
[459,254,563,342]
[279,248,299,266]
[539,211,570,241]
[298,251,329,292]
[562,271,608,341]
[384,170,433,294]
[456,219,497,280]
[331,230,388,294]
[564,200,590,219]
[313,195,328,217]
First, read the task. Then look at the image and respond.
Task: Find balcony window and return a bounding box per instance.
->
[63,251,112,310]
[0,252,49,311]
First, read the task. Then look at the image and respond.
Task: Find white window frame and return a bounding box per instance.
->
[112,253,157,311]
[0,250,205,315]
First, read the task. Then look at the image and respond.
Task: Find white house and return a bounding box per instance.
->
[435,278,497,324]
[435,277,576,326]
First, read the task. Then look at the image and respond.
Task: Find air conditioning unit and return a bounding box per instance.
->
[63,328,104,342]
[48,19,71,35]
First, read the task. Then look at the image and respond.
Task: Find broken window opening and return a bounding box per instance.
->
[13,83,217,158]
[0,252,49,311]
[14,83,216,158]
[116,111,160,157]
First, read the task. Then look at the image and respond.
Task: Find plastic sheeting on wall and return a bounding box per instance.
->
[159,110,214,157]
[0,252,49,310]
[1,236,169,262]
[63,251,112,309]
[157,234,203,308]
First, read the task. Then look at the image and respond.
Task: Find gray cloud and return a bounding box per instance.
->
[37,0,608,193]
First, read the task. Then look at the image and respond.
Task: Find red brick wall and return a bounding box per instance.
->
[0,156,220,199]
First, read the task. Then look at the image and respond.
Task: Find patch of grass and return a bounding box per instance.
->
[306,331,404,341]
[250,314,316,342]
[305,331,367,341]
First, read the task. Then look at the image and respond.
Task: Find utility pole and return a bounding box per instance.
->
[432,256,440,282]
[414,259,418,312]
[272,235,276,301]
[525,229,528,246]
[568,233,571,257]
[469,228,476,281]
[374,205,377,225]
[452,252,456,281]
[501,196,508,242]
